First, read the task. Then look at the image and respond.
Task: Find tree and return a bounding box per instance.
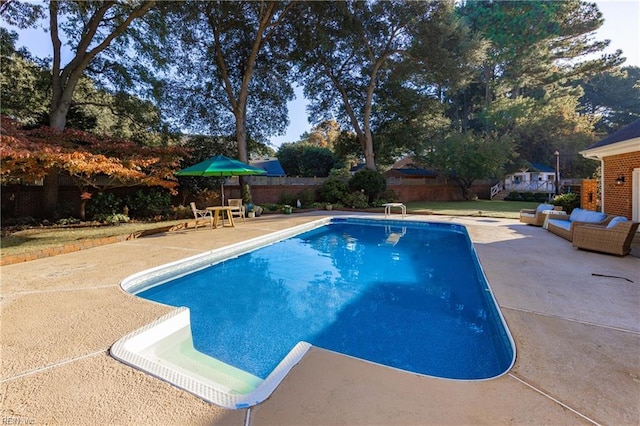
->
[296,0,439,171]
[300,119,342,150]
[0,28,49,125]
[418,132,515,200]
[276,143,303,176]
[457,0,622,110]
[1,0,157,214]
[144,1,297,201]
[276,143,335,177]
[1,116,187,219]
[478,88,599,178]
[579,66,640,133]
[151,2,296,160]
[300,146,335,177]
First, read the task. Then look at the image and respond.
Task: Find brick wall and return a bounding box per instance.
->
[246,183,490,204]
[581,179,598,211]
[603,151,640,219]
[3,182,491,219]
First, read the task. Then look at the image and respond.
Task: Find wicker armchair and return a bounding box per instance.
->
[572,220,639,256]
[519,204,562,226]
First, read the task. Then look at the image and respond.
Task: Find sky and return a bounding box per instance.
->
[8,1,640,147]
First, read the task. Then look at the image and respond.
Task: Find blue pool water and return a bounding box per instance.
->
[138,218,514,380]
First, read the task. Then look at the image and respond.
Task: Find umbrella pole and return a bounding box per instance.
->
[221,182,225,206]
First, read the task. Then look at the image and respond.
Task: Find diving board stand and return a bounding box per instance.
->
[383,203,406,218]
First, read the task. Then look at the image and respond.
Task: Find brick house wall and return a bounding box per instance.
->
[581,179,598,211]
[603,151,640,218]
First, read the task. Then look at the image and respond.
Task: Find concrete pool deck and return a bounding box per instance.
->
[1,212,638,425]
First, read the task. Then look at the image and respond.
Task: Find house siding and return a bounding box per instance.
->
[603,151,640,219]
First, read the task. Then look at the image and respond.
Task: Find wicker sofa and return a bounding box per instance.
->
[572,217,639,256]
[519,203,563,226]
[546,208,611,241]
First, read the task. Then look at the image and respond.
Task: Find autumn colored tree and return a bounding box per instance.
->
[0,116,187,219]
[1,0,157,213]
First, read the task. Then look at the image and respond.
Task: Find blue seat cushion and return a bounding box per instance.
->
[606,216,628,229]
[547,219,571,231]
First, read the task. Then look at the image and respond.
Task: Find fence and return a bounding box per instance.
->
[1,177,492,219]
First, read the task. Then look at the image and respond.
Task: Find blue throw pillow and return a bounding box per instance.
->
[536,204,554,213]
[606,216,628,229]
[569,208,584,222]
[582,210,607,223]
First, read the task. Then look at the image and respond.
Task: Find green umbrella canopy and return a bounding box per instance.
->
[176,155,267,206]
[175,155,267,177]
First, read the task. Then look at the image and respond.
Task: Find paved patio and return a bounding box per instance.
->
[1,212,638,425]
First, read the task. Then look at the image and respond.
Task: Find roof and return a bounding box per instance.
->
[249,158,286,177]
[586,118,640,150]
[529,163,554,173]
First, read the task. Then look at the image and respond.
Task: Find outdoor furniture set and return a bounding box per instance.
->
[520,205,639,256]
[190,202,236,230]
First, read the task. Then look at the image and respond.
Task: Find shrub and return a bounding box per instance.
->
[278,192,297,206]
[343,191,369,209]
[504,191,523,201]
[171,205,192,220]
[296,188,316,208]
[317,178,349,204]
[93,213,130,225]
[552,192,580,213]
[125,189,172,219]
[87,192,122,219]
[522,192,536,202]
[348,169,386,203]
[376,189,398,204]
[534,192,549,202]
[260,203,281,213]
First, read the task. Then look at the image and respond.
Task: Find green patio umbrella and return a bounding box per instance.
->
[175,154,267,205]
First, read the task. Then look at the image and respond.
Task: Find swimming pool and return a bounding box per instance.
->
[112,217,515,409]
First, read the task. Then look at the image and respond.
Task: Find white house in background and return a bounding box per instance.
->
[504,163,557,193]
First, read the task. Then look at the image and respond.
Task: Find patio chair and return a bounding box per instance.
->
[572,217,639,256]
[519,203,562,226]
[190,202,213,230]
[227,199,245,222]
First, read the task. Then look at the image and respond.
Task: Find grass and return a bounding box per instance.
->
[403,200,539,219]
[1,200,538,258]
[1,219,188,257]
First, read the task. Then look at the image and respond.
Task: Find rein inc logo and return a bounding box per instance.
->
[2,418,36,425]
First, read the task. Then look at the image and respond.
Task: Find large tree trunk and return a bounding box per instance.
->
[42,168,59,218]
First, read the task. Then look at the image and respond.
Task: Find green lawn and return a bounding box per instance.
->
[1,220,188,257]
[403,200,539,219]
[1,200,537,258]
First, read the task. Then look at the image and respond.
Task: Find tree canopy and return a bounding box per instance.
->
[0,116,187,218]
[1,0,637,217]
